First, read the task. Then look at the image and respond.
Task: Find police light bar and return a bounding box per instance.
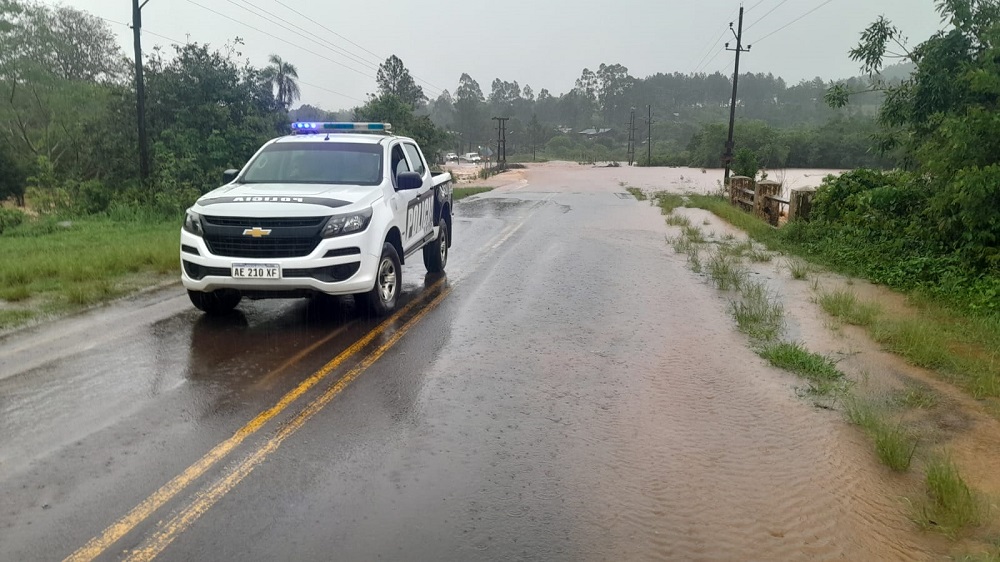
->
[291,122,392,134]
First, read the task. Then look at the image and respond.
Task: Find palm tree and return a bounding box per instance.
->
[263,54,300,108]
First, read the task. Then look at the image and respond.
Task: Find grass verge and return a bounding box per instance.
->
[0,216,180,331]
[819,290,882,327]
[453,186,494,200]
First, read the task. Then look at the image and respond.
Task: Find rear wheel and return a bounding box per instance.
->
[188,289,241,315]
[356,243,401,316]
[422,221,449,273]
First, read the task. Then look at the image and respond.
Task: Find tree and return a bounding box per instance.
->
[376,55,425,108]
[355,94,450,159]
[0,142,26,205]
[527,113,548,161]
[826,0,1000,268]
[262,54,300,108]
[454,73,485,152]
[596,63,633,125]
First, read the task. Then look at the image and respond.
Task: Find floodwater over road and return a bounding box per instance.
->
[0,163,943,560]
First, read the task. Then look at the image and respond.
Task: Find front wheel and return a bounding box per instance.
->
[422,221,449,273]
[188,289,241,315]
[356,243,401,316]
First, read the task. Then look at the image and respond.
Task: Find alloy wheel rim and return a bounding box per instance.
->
[378,259,397,302]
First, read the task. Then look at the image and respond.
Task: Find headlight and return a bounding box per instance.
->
[183,210,204,236]
[322,208,373,238]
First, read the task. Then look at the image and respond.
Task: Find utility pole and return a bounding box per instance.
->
[723,5,751,186]
[492,116,509,170]
[132,0,151,182]
[626,108,636,166]
[642,105,653,166]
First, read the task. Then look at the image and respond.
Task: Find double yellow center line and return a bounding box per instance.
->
[68,200,542,561]
[66,281,449,562]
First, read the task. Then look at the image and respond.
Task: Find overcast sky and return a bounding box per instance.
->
[69,0,944,110]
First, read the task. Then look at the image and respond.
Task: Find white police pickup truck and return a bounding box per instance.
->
[180,122,452,315]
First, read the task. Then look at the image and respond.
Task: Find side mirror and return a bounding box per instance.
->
[396,171,423,190]
[222,169,239,184]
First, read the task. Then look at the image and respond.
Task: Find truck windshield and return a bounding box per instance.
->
[241,143,383,186]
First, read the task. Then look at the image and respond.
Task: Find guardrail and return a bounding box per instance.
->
[728,176,815,226]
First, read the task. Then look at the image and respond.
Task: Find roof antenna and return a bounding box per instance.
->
[324,132,331,141]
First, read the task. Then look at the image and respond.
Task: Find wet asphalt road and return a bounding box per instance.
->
[0,166,928,561]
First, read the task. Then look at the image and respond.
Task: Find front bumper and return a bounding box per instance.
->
[179,229,378,296]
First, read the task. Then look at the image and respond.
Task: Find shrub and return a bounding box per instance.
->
[0,207,27,234]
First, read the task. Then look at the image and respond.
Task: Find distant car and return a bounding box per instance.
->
[445,152,459,162]
[460,152,482,163]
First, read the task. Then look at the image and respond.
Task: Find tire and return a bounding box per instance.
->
[356,243,401,316]
[422,220,449,273]
[188,289,241,315]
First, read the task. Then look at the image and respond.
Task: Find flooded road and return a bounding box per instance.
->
[0,164,940,560]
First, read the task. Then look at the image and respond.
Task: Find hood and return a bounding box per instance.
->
[194,182,382,216]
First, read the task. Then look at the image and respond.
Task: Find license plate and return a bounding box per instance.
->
[231,263,281,279]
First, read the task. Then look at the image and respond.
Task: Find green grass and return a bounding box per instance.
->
[680,193,1000,409]
[819,290,882,327]
[682,226,707,244]
[759,341,847,396]
[625,186,647,201]
[654,192,685,214]
[787,258,810,280]
[665,215,690,227]
[687,251,703,273]
[0,217,180,329]
[871,317,1000,399]
[453,186,494,200]
[707,252,747,291]
[730,281,785,342]
[915,456,985,537]
[844,396,917,471]
[0,309,37,330]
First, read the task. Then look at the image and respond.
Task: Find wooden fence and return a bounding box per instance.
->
[728,176,815,226]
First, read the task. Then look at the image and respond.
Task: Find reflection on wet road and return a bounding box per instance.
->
[0,168,939,561]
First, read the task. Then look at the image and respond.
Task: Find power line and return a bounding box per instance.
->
[753,0,837,44]
[98,14,366,105]
[97,16,184,44]
[224,0,384,71]
[745,0,790,31]
[273,0,384,67]
[272,0,445,95]
[698,47,727,75]
[692,28,729,74]
[297,80,366,104]
[182,0,376,80]
[688,6,739,74]
[745,0,768,12]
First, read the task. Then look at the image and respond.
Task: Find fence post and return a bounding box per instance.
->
[756,180,781,226]
[789,187,816,222]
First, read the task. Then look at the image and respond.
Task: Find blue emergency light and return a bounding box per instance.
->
[291,122,392,134]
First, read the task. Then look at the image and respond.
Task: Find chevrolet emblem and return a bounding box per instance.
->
[242,227,272,238]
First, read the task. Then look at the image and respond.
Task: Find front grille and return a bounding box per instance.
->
[204,236,320,258]
[202,216,325,228]
[201,215,326,258]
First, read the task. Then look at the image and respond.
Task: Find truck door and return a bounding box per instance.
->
[400,142,433,252]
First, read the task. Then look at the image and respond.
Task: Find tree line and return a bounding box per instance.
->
[1,0,892,221]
